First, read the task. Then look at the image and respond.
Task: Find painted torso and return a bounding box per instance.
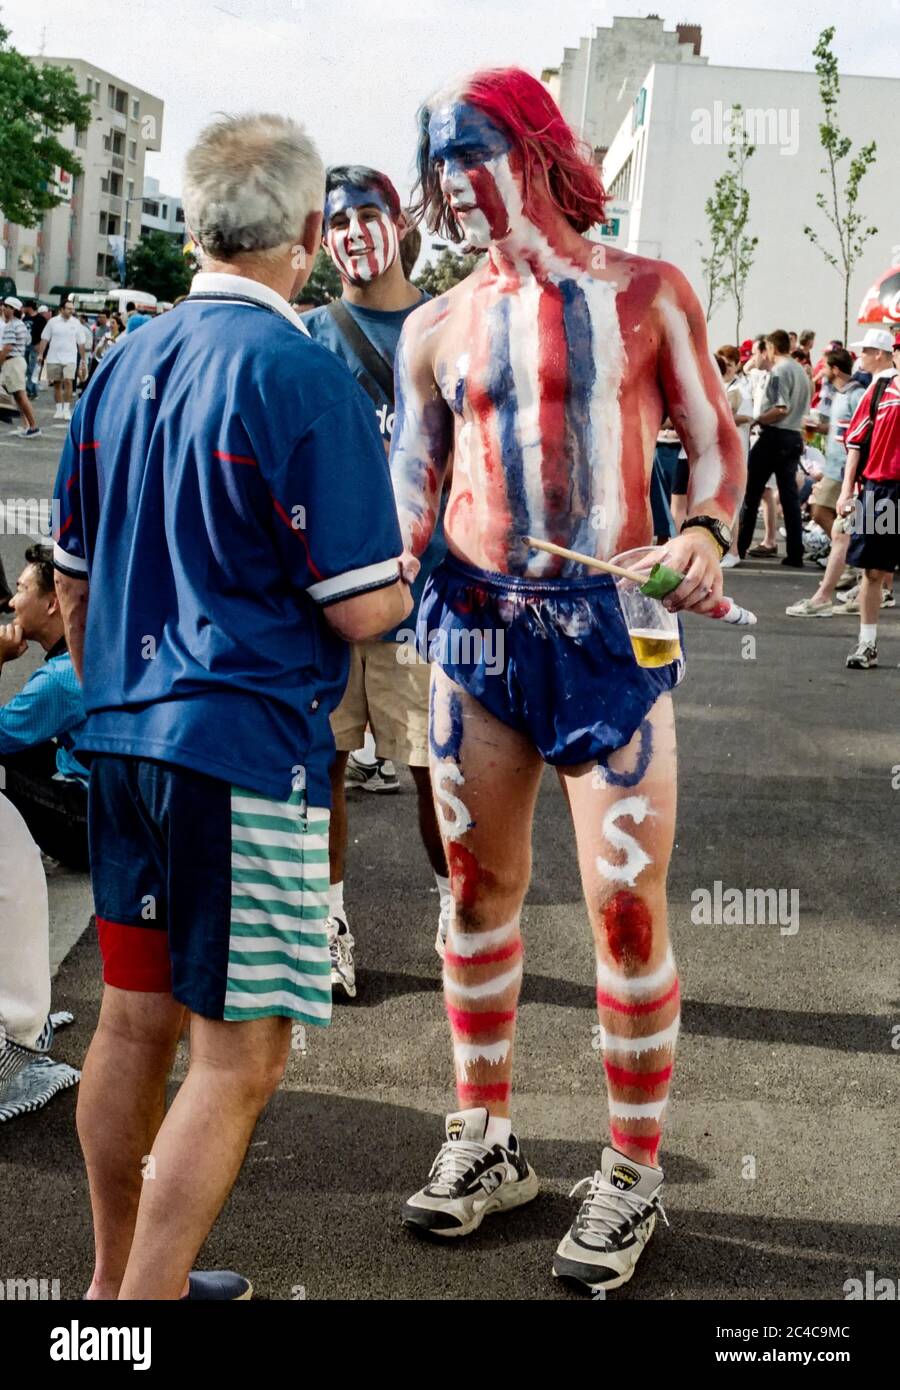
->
[395,246,734,578]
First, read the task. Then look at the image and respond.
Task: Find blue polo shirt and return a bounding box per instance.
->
[52,273,403,807]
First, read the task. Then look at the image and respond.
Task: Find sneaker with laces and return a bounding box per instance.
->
[836,582,859,607]
[401,1108,539,1237]
[785,597,834,618]
[881,590,895,609]
[327,916,356,997]
[54,403,64,420]
[552,1146,666,1295]
[62,402,72,420]
[846,640,878,670]
[344,752,399,794]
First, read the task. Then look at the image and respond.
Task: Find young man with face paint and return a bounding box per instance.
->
[304,167,450,996]
[392,68,745,1295]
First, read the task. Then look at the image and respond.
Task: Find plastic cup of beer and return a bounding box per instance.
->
[611,547,682,669]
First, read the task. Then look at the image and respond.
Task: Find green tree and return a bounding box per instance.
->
[699,106,757,339]
[125,232,192,300]
[301,248,342,305]
[0,24,91,225]
[803,27,878,342]
[415,248,482,296]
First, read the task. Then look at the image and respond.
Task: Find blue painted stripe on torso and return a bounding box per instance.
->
[485,295,530,547]
[559,279,595,554]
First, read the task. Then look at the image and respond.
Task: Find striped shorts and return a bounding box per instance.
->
[88,756,332,1026]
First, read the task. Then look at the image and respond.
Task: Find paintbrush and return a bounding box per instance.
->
[524,537,757,626]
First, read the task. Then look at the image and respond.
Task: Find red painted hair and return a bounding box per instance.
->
[409,67,607,240]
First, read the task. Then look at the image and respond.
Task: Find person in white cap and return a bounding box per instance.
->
[838,329,900,668]
[0,298,41,437]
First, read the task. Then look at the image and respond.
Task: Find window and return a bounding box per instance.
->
[128,139,137,162]
[175,207,185,224]
[108,85,127,114]
[99,210,108,235]
[143,200,160,219]
[97,252,118,278]
[132,98,140,121]
[75,126,87,149]
[108,215,120,236]
[160,204,167,219]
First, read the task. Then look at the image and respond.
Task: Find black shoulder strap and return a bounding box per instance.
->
[326,300,395,406]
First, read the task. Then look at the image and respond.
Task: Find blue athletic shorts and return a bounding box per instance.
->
[417,555,684,766]
[88,756,331,1024]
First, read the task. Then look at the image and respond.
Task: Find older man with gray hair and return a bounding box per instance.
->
[52,113,412,1300]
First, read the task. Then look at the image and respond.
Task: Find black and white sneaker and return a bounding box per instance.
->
[401,1108,539,1238]
[344,753,399,794]
[552,1146,667,1295]
[846,640,878,670]
[327,916,356,998]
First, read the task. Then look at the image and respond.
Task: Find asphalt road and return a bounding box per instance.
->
[0,391,897,1301]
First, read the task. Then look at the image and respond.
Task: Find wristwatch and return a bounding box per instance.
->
[680,515,732,557]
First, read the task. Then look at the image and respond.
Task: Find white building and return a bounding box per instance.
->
[544,15,707,160]
[0,59,163,300]
[597,61,899,347]
[141,177,186,245]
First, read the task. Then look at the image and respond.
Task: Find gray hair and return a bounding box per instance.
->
[183,113,325,260]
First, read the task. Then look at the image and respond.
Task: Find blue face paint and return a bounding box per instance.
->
[324,183,392,227]
[427,102,511,174]
[429,681,464,762]
[596,718,654,788]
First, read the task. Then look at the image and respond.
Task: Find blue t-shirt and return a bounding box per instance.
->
[0,644,89,784]
[304,296,447,639]
[125,312,152,333]
[53,283,403,807]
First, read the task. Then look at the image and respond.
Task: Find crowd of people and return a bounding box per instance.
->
[654,323,900,669]
[0,64,896,1304]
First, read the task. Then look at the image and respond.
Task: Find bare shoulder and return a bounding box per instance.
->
[604,247,695,306]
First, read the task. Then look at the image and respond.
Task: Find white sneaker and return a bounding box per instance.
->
[54,403,64,420]
[785,597,834,617]
[62,403,72,420]
[846,640,878,670]
[552,1146,667,1295]
[401,1109,539,1238]
[327,916,356,998]
[720,553,740,569]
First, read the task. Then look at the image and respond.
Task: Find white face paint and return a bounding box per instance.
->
[326,208,399,286]
[432,760,474,840]
[595,795,655,887]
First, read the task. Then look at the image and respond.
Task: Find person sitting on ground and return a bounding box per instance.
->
[0,546,89,869]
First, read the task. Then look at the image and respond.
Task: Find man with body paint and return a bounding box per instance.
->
[391,68,745,1294]
[304,167,450,996]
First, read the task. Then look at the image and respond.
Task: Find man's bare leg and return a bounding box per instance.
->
[431,666,543,1120]
[77,986,185,1299]
[762,487,778,548]
[328,751,350,886]
[118,1013,291,1300]
[410,764,448,877]
[559,695,679,1168]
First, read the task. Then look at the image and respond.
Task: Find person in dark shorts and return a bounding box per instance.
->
[838,330,900,669]
[53,113,411,1301]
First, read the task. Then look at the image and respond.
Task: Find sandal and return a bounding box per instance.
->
[749,544,778,557]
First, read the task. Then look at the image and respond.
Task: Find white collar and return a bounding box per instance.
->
[189,271,308,334]
[873,366,897,381]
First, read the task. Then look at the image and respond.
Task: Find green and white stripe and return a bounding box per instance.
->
[224,788,331,1025]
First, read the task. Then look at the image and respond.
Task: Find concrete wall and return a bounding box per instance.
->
[558,15,707,154]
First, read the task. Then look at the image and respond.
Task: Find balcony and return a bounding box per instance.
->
[110,110,127,132]
[111,154,125,172]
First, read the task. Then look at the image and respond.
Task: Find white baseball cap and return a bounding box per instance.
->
[2,296,23,311]
[38,305,50,314]
[849,327,894,353]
